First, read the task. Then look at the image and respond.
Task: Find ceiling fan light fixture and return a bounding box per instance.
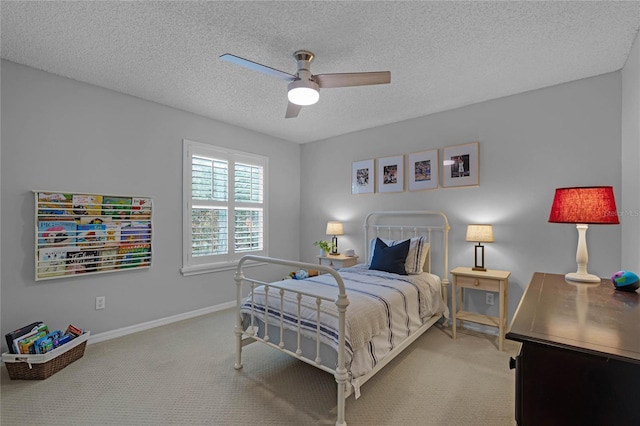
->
[287,80,319,106]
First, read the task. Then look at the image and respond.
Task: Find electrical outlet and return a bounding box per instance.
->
[95,296,106,310]
[486,293,495,305]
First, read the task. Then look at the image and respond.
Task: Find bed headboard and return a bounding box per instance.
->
[363,210,450,287]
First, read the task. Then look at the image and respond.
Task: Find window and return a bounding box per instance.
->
[182,139,267,275]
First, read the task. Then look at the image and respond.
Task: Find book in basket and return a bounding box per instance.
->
[2,332,90,380]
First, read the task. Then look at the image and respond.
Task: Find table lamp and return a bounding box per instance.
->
[548,186,619,283]
[466,224,494,271]
[326,221,344,255]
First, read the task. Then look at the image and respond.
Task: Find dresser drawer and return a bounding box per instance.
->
[455,275,500,291]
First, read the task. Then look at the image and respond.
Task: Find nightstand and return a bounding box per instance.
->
[450,266,511,351]
[318,254,358,269]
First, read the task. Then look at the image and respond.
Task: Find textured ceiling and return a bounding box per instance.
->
[2,1,640,144]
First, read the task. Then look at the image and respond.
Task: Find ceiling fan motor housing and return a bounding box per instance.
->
[293,50,315,83]
[293,50,315,74]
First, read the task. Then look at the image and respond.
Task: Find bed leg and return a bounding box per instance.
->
[335,368,348,426]
[234,324,243,370]
[335,292,349,426]
[234,269,244,370]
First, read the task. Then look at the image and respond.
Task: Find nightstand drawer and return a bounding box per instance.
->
[455,275,500,291]
[318,255,358,269]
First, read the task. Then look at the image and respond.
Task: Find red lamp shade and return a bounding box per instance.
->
[548,186,619,225]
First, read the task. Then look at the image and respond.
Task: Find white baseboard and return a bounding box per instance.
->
[88,301,236,345]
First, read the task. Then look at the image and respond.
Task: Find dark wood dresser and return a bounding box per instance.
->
[506,272,640,426]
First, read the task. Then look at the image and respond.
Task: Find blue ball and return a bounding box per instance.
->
[611,271,640,292]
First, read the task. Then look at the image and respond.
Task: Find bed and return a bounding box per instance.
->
[233,210,450,426]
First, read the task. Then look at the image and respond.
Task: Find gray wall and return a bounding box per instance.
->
[2,51,636,346]
[300,72,623,322]
[1,60,301,350]
[622,32,640,272]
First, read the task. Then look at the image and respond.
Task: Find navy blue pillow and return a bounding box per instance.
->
[369,237,410,275]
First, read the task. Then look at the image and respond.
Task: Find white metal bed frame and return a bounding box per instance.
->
[234,211,450,426]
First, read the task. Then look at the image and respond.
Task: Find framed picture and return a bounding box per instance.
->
[443,142,479,188]
[377,155,404,193]
[408,149,439,191]
[352,159,375,194]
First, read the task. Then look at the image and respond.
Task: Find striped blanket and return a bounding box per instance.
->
[240,264,447,377]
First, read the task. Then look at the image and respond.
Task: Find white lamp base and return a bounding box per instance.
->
[566,224,601,283]
[565,272,601,283]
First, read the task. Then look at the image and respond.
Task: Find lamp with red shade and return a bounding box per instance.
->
[548,186,619,283]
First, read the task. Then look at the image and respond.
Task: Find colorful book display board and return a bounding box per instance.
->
[34,191,152,281]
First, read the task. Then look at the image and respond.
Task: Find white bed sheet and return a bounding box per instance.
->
[240,264,448,379]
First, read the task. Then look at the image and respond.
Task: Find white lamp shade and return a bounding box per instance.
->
[326,221,344,236]
[287,80,320,106]
[466,224,494,243]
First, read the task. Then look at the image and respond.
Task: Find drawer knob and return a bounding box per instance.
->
[474,279,479,286]
[509,357,517,370]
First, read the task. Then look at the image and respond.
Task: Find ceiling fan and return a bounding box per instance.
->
[219,50,391,118]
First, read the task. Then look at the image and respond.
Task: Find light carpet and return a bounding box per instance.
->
[1,308,520,425]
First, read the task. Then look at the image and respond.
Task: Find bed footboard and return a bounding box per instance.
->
[235,255,350,426]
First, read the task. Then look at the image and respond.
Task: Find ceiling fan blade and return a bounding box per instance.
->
[219,53,296,82]
[315,71,390,89]
[285,102,302,119]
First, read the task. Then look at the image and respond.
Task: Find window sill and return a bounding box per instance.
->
[181,260,266,276]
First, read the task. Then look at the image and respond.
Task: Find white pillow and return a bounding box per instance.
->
[368,236,430,274]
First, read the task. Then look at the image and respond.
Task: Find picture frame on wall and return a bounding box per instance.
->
[377,155,404,193]
[443,142,479,188]
[352,159,375,194]
[408,149,439,191]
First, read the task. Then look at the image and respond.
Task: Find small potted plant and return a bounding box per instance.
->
[313,240,331,257]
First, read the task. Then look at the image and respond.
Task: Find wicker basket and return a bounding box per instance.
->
[2,332,89,380]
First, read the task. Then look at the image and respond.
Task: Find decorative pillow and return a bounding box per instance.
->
[368,236,430,274]
[369,238,410,275]
[406,238,430,274]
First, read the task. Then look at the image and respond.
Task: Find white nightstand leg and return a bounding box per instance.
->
[459,287,465,331]
[452,282,457,339]
[498,280,505,351]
